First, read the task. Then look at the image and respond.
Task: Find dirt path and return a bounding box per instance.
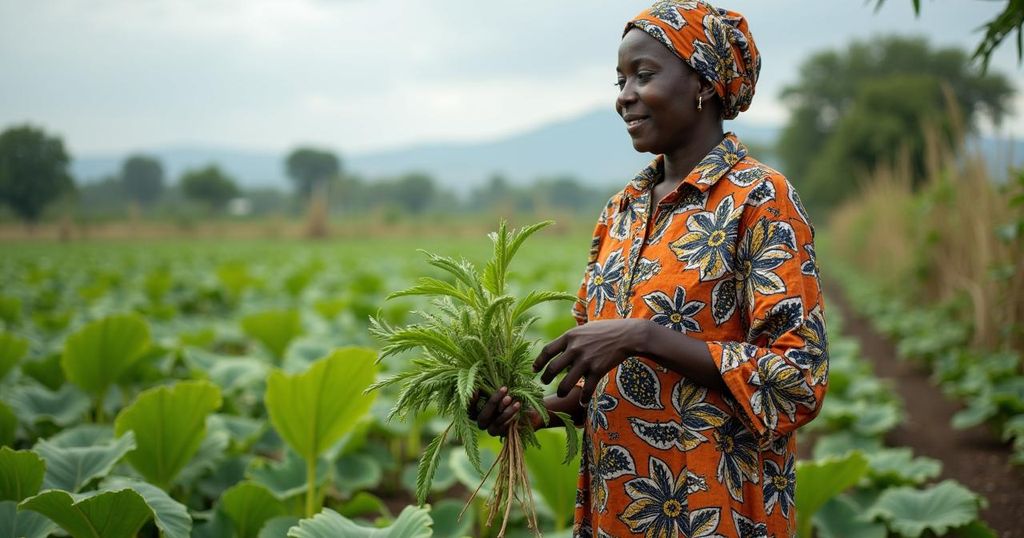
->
[826,282,1024,537]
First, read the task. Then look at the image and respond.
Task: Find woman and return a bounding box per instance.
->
[471,2,827,536]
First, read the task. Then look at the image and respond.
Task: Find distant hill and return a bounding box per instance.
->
[71,108,1022,191]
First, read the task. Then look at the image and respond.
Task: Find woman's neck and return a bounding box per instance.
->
[661,124,725,187]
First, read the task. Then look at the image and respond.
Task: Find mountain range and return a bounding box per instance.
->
[70,107,1022,191]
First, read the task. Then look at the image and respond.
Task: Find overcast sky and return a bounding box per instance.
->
[2,0,1022,157]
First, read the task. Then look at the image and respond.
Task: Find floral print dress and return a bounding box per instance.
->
[571,133,828,538]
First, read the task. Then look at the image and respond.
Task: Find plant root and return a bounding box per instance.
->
[460,419,541,538]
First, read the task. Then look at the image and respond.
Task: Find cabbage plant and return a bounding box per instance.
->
[369,220,578,537]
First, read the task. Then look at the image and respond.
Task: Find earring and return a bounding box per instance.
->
[697,95,703,111]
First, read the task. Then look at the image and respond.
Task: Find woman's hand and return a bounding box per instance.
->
[532,318,648,405]
[467,387,541,436]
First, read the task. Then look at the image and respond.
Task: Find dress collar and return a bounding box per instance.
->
[621,132,748,207]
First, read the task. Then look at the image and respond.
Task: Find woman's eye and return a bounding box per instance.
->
[614,79,626,90]
[637,71,654,82]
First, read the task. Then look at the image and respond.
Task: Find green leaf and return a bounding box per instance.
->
[114,379,222,488]
[103,477,192,538]
[18,488,152,538]
[525,427,581,531]
[338,491,390,519]
[61,313,150,397]
[287,506,433,538]
[258,516,302,538]
[335,453,383,496]
[430,499,473,538]
[241,309,303,361]
[0,331,28,381]
[0,447,45,502]
[247,450,329,500]
[5,382,90,427]
[0,500,56,538]
[221,481,288,538]
[865,479,986,537]
[813,495,887,538]
[0,295,21,326]
[34,425,137,492]
[401,450,456,498]
[864,448,941,486]
[0,401,16,447]
[449,444,498,500]
[265,347,378,464]
[415,424,451,505]
[952,399,997,429]
[795,451,869,538]
[174,425,230,488]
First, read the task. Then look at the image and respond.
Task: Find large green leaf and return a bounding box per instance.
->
[264,347,377,463]
[241,309,303,361]
[865,480,986,537]
[18,488,153,538]
[0,500,55,538]
[103,477,192,538]
[34,425,137,492]
[175,425,230,488]
[525,428,581,531]
[5,382,90,428]
[286,506,433,538]
[247,449,329,500]
[0,331,28,381]
[0,447,44,502]
[221,481,288,538]
[814,495,887,538]
[114,380,222,488]
[795,451,869,538]
[61,314,150,397]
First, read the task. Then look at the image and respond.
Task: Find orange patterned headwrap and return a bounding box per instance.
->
[625,0,760,120]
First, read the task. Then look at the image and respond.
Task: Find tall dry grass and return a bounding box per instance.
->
[830,95,1023,352]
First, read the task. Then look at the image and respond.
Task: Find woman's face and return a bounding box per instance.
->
[616,29,703,155]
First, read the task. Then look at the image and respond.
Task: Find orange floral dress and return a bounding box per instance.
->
[571,133,827,538]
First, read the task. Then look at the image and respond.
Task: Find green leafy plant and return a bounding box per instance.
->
[287,505,433,538]
[264,346,378,517]
[368,220,578,537]
[113,379,222,489]
[241,309,303,362]
[60,314,151,421]
[795,451,869,538]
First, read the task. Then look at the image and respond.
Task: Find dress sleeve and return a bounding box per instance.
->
[705,178,828,445]
[572,196,616,326]
[573,196,616,388]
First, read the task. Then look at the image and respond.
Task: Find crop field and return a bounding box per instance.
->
[0,230,1006,537]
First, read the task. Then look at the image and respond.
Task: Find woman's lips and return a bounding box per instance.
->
[625,117,648,135]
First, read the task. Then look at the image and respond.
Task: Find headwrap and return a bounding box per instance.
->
[625,0,760,120]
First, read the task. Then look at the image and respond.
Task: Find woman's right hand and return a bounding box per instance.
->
[468,387,538,436]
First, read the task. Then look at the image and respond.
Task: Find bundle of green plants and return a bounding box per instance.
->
[368,220,578,537]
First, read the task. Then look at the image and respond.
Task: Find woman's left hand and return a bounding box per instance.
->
[532,318,648,405]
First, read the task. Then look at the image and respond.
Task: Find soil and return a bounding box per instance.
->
[825,281,1024,537]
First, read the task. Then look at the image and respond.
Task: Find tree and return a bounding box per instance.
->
[0,125,73,223]
[392,172,436,214]
[777,36,1014,213]
[180,165,239,211]
[285,148,340,199]
[120,154,164,207]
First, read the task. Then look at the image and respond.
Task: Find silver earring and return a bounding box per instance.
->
[697,95,703,111]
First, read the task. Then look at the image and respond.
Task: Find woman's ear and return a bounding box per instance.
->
[697,77,717,102]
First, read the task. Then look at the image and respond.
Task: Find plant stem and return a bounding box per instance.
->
[305,456,316,517]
